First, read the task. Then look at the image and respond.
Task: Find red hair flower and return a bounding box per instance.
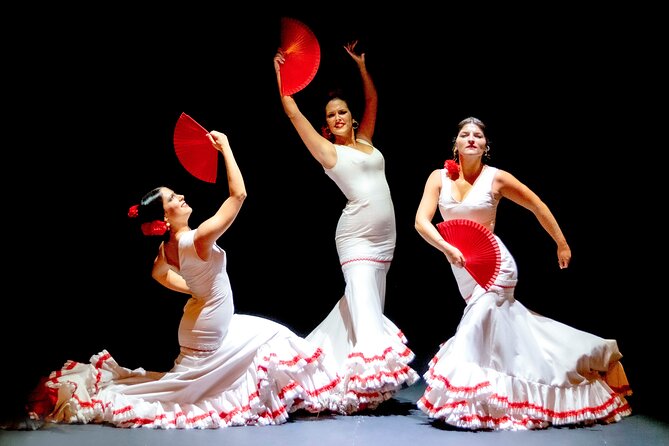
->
[444,159,460,181]
[128,204,140,218]
[141,220,170,237]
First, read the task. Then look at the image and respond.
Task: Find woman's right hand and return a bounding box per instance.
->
[444,244,466,269]
[207,130,230,154]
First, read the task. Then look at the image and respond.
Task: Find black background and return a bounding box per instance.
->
[3,6,662,422]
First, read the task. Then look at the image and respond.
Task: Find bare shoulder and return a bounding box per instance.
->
[355,137,373,147]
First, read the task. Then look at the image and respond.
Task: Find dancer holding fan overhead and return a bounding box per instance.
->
[274,34,419,414]
[24,128,343,429]
[414,116,632,430]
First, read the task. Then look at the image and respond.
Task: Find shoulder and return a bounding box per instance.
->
[355,137,373,148]
[427,168,443,185]
[490,167,516,183]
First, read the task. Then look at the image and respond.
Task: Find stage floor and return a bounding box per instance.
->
[1,379,667,446]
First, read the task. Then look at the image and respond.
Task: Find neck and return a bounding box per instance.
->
[334,131,356,146]
[459,158,484,182]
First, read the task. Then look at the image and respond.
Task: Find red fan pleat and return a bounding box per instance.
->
[436,219,501,290]
[173,112,217,183]
[279,17,320,96]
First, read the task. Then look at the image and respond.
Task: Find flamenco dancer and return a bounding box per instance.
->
[23,130,343,429]
[273,37,419,413]
[414,116,631,430]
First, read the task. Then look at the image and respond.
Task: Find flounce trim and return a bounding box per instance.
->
[337,341,419,413]
[37,341,342,429]
[418,358,631,431]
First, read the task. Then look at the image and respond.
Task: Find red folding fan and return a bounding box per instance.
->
[279,16,320,96]
[436,219,501,290]
[173,112,217,183]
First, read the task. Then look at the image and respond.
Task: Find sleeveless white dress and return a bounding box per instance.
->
[33,230,342,428]
[306,142,419,413]
[417,166,632,430]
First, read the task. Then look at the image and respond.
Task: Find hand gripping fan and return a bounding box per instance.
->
[436,219,501,290]
[173,112,217,183]
[279,16,321,96]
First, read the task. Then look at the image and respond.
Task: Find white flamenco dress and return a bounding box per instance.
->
[417,166,632,430]
[32,230,343,429]
[306,142,419,413]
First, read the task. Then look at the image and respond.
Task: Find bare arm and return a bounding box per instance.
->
[344,40,377,145]
[151,243,191,294]
[192,131,247,261]
[274,51,337,168]
[494,170,571,269]
[415,169,466,267]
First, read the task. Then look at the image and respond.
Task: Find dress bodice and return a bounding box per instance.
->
[438,165,499,233]
[176,230,234,351]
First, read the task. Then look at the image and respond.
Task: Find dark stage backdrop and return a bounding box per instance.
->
[3,7,661,422]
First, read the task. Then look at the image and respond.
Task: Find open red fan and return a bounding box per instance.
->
[279,16,320,96]
[173,112,217,183]
[436,219,501,290]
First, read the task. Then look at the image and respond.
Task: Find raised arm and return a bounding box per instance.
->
[493,170,571,269]
[193,131,247,260]
[415,169,466,267]
[274,51,337,168]
[344,40,377,145]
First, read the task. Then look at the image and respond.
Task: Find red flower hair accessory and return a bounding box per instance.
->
[128,204,140,218]
[141,220,170,237]
[445,159,460,181]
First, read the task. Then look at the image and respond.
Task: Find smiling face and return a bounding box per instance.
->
[455,123,487,160]
[325,98,354,139]
[160,187,192,229]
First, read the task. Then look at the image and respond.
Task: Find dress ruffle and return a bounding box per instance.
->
[418,356,631,431]
[35,334,343,429]
[337,333,420,413]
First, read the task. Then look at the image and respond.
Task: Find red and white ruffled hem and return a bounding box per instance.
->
[32,338,343,429]
[418,357,632,431]
[336,333,420,413]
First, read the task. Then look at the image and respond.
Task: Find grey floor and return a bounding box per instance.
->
[1,380,667,446]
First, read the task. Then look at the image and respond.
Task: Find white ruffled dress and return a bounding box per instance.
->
[307,143,419,413]
[35,230,342,428]
[417,166,632,430]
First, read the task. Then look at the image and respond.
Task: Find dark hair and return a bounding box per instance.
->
[129,187,172,241]
[137,187,165,224]
[457,117,487,136]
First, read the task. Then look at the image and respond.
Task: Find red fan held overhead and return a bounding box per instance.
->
[173,112,217,183]
[279,16,320,96]
[436,219,501,290]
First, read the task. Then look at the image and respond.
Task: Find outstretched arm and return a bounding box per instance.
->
[273,51,337,168]
[193,131,247,261]
[494,170,571,269]
[344,40,377,145]
[415,169,466,268]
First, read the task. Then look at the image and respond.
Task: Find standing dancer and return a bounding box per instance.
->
[274,40,419,413]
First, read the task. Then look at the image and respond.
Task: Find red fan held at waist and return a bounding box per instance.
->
[173,112,217,183]
[436,219,501,290]
[279,16,320,96]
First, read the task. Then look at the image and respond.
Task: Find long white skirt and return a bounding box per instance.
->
[418,237,632,430]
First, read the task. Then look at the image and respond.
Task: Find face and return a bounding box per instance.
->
[455,123,487,159]
[325,99,353,137]
[161,187,192,225]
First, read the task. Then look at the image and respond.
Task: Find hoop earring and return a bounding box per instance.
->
[321,125,332,139]
[352,120,359,130]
